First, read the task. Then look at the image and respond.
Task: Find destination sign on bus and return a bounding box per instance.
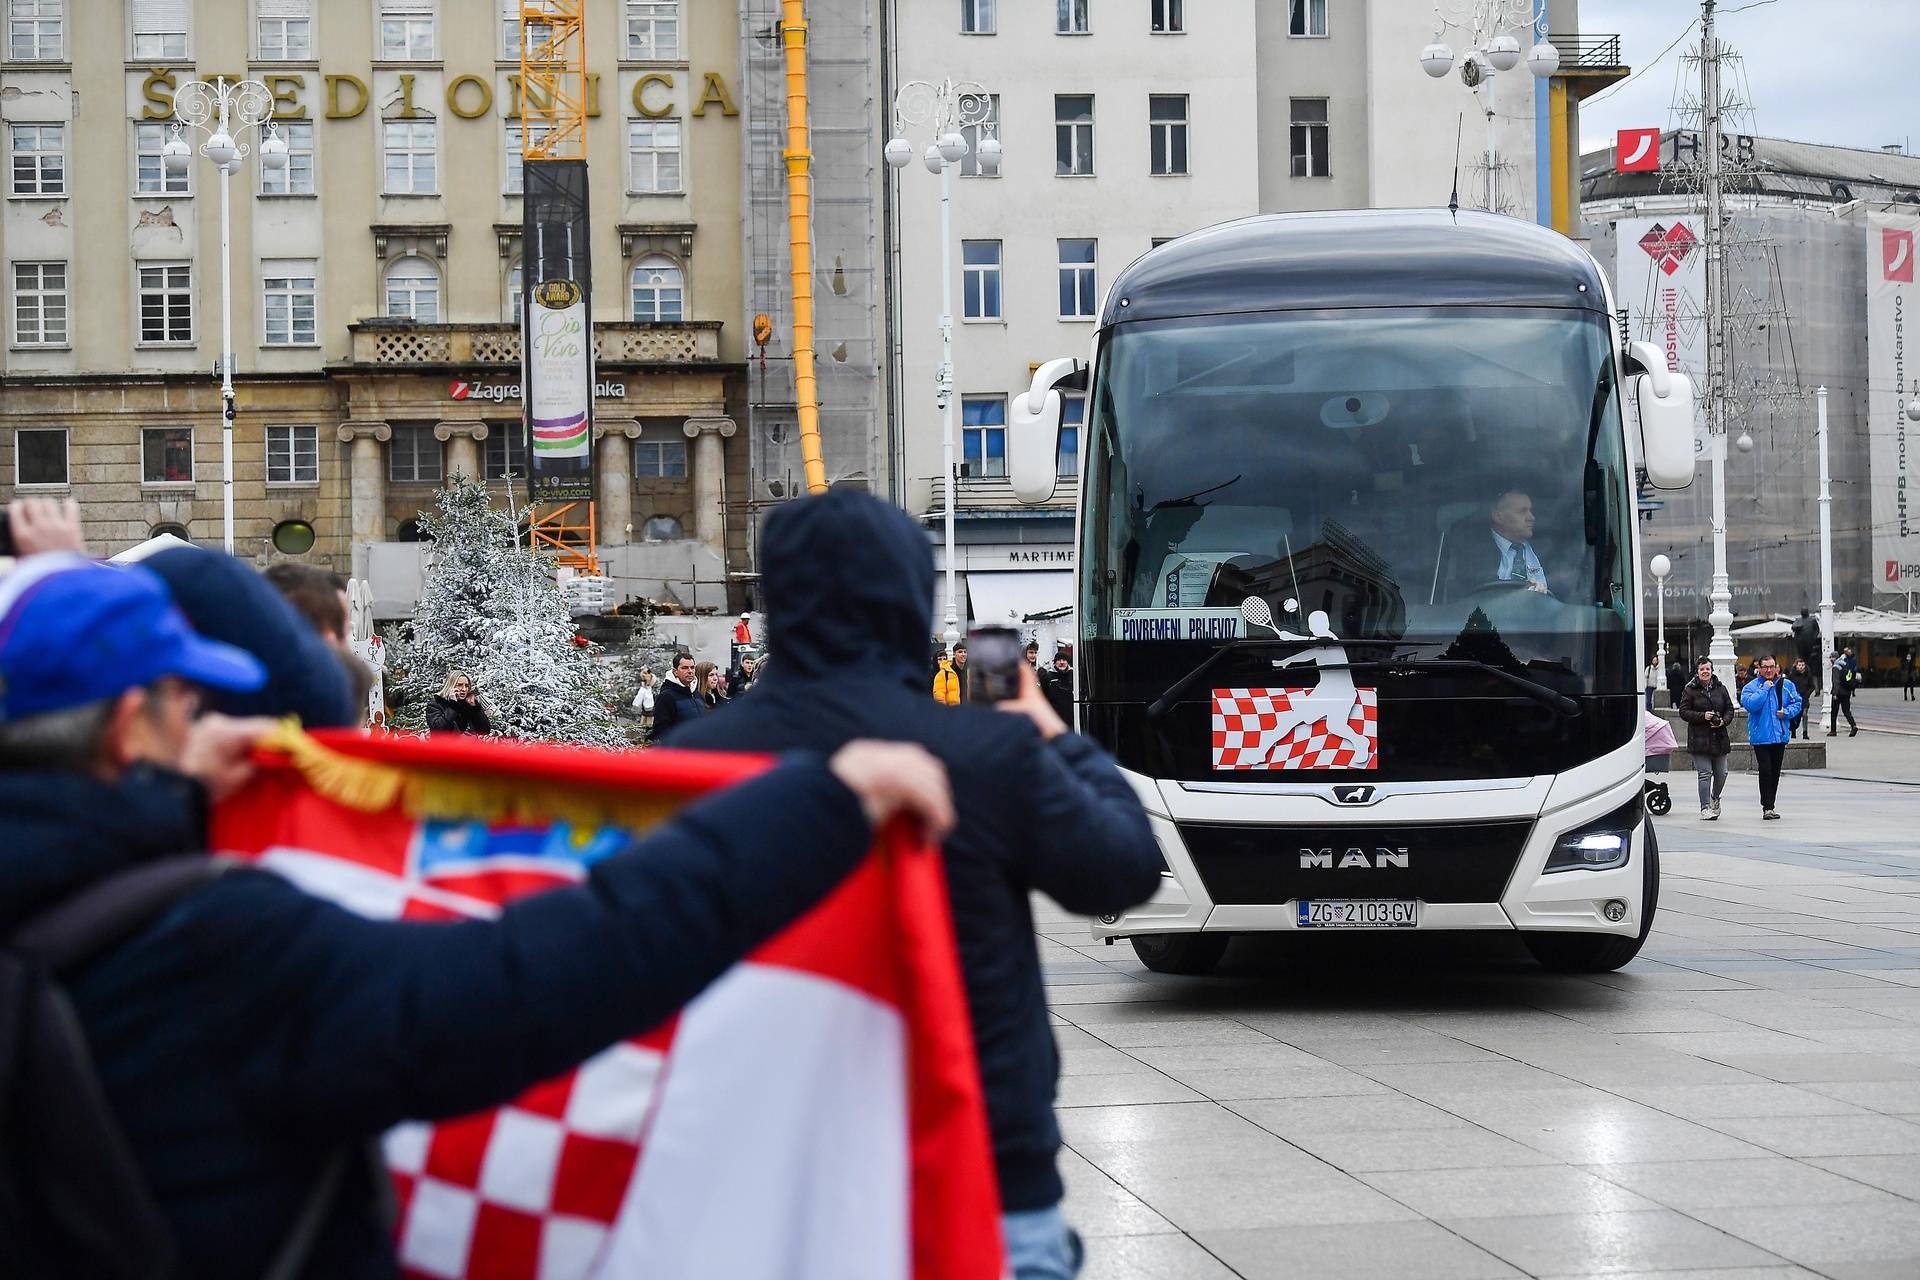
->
[1115,608,1246,642]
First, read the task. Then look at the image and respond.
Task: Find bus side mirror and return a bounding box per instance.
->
[1626,340,1696,491]
[1009,357,1083,504]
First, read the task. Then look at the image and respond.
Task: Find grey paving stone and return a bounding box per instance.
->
[1607,1081,1866,1119]
[1502,1113,1780,1165]
[1057,1148,1177,1238]
[1164,1064,1394,1102]
[1441,1209,1789,1275]
[1085,1019,1278,1049]
[1197,1220,1525,1280]
[1127,1042,1331,1074]
[1700,1112,1920,1157]
[1057,1101,1259,1149]
[1358,1165,1660,1219]
[1703,1052,1920,1082]
[1078,1233,1240,1280]
[1584,1156,1899,1209]
[1356,1059,1576,1099]
[1055,1072,1208,1108]
[1223,1093,1465,1137]
[1687,1200,1920,1267]
[1805,1154,1920,1200]
[1289,1034,1505,1067]
[1059,1044,1168,1077]
[1075,1141,1421,1231]
[1536,1269,1824,1280]
[1280,1122,1565,1173]
[1801,1080,1920,1113]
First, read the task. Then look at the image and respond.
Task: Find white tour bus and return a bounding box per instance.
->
[1006,210,1697,974]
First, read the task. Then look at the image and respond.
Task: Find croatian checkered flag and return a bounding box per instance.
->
[213,730,1002,1280]
[1212,687,1379,770]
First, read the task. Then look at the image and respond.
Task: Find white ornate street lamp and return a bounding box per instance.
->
[1417,1,1559,212]
[165,78,287,556]
[1650,554,1672,696]
[886,79,997,650]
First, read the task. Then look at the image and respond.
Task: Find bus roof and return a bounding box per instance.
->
[1102,209,1610,327]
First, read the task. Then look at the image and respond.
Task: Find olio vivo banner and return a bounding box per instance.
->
[1870,213,1919,593]
[528,292,592,460]
[1615,216,1713,463]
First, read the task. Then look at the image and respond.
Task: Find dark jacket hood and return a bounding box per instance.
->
[760,492,934,684]
[0,766,205,932]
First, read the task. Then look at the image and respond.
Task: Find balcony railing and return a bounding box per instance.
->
[348,321,723,367]
[928,473,1078,513]
[1548,33,1625,70]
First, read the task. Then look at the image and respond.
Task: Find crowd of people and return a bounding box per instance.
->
[0,492,1158,1280]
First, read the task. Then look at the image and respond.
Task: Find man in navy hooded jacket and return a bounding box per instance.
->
[0,548,954,1279]
[668,491,1163,1279]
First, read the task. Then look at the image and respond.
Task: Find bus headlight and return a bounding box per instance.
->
[1544,798,1642,873]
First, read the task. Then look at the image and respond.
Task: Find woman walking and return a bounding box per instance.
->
[425,670,492,736]
[1678,657,1735,820]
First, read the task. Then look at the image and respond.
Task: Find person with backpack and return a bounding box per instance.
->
[1739,654,1802,821]
[1830,647,1860,737]
[0,550,955,1280]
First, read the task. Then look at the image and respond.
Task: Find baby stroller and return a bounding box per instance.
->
[1643,711,1678,816]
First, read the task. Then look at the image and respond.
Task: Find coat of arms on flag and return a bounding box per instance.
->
[212,729,1003,1280]
[1211,687,1379,770]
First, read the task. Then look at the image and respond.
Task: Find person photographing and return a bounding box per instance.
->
[1740,655,1800,821]
[1678,657,1735,820]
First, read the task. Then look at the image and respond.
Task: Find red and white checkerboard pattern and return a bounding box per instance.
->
[1211,687,1379,770]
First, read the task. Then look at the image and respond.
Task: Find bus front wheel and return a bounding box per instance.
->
[1523,820,1661,973]
[1130,932,1231,975]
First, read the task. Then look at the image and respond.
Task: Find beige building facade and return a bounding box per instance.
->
[0,0,747,613]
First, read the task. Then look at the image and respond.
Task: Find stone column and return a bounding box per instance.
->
[594,418,644,548]
[436,419,488,484]
[336,420,391,579]
[683,416,737,559]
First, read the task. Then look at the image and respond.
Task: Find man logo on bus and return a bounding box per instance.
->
[1638,222,1698,277]
[1885,228,1914,283]
[1212,610,1378,771]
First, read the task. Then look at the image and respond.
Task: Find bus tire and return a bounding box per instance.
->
[1523,820,1660,973]
[1130,933,1230,975]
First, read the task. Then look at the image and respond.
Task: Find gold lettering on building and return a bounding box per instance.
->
[140,68,177,120]
[396,73,420,119]
[692,72,738,118]
[325,74,369,120]
[265,74,308,120]
[633,73,674,119]
[446,74,492,120]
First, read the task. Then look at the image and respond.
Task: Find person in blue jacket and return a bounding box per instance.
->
[0,552,953,1279]
[1740,653,1802,821]
[667,490,1164,1280]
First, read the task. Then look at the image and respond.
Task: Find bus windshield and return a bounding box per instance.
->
[1082,306,1635,696]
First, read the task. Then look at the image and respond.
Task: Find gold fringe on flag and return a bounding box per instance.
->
[260,723,682,833]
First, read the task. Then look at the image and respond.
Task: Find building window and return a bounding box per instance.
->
[259,122,313,194]
[1054,95,1093,176]
[1289,0,1327,37]
[8,0,63,61]
[16,426,67,487]
[384,257,440,322]
[10,124,64,197]
[266,424,319,484]
[378,0,433,59]
[256,0,310,59]
[137,263,193,345]
[1151,0,1182,32]
[634,439,688,477]
[1057,239,1097,320]
[272,519,315,555]
[501,0,551,59]
[627,118,683,193]
[263,263,317,345]
[962,240,1002,321]
[130,0,188,59]
[625,0,678,59]
[961,397,1006,479]
[1059,393,1084,477]
[141,426,194,485]
[1056,0,1088,34]
[389,424,442,483]
[960,0,993,34]
[1290,98,1329,176]
[12,261,66,347]
[135,123,191,196]
[1149,95,1188,176]
[630,256,684,321]
[485,426,527,480]
[504,123,552,195]
[959,94,1000,177]
[383,121,436,195]
[506,259,524,324]
[640,514,683,541]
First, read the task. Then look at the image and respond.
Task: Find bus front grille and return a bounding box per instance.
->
[1176,819,1535,906]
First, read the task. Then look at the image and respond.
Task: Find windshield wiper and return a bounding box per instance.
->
[1145,650,1581,721]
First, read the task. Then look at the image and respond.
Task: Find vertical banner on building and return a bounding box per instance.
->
[522,160,595,505]
[1869,212,1919,593]
[1616,215,1714,465]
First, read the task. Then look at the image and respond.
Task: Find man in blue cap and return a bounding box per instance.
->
[0,537,955,1278]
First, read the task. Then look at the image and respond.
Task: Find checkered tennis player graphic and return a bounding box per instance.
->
[1212,609,1377,770]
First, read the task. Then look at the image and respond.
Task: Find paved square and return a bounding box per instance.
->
[1050,730,1920,1278]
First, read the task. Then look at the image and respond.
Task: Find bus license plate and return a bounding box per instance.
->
[1296,900,1419,929]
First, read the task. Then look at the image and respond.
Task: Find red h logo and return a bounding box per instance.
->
[1616,128,1660,173]
[1885,228,1915,283]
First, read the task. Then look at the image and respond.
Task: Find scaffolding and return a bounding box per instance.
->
[741,0,886,513]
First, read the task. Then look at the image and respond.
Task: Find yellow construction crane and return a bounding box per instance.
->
[781,0,829,494]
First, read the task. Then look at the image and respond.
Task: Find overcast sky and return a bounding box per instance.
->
[1575,1,1917,158]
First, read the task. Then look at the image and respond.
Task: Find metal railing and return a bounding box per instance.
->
[1548,33,1624,70]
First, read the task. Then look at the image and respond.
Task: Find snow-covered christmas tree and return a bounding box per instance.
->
[391,477,626,747]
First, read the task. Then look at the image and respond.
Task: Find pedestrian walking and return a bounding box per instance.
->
[666,490,1162,1280]
[425,671,492,736]
[1643,657,1661,712]
[1740,655,1801,820]
[1829,647,1860,737]
[1678,657,1736,820]
[1788,658,1816,740]
[649,651,706,740]
[1666,658,1687,709]
[1901,643,1916,702]
[1041,649,1075,726]
[0,551,956,1279]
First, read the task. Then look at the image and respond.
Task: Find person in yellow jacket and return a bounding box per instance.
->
[933,641,970,705]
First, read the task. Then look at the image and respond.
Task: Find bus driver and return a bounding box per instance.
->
[1439,488,1553,600]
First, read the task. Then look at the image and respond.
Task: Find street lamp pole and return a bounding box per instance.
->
[1651,554,1672,699]
[1417,1,1560,215]
[1816,386,1834,692]
[886,80,998,650]
[165,78,285,556]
